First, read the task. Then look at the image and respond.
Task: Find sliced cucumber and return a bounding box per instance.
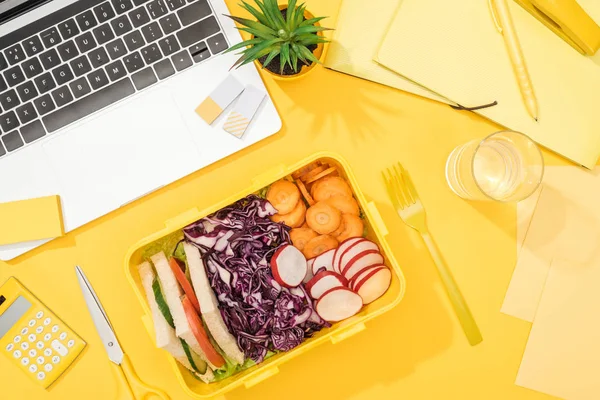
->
[181,339,208,374]
[152,277,175,329]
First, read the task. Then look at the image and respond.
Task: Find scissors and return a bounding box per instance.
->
[76,265,170,400]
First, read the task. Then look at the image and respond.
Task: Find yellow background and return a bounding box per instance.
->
[0,0,568,399]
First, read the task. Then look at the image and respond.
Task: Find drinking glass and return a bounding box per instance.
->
[445,131,544,202]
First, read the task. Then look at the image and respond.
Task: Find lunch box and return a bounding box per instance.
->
[124,152,406,399]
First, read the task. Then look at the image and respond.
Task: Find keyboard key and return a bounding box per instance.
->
[57,40,79,62]
[111,15,133,36]
[0,75,7,92]
[40,28,62,48]
[158,35,179,56]
[177,0,210,26]
[43,78,135,132]
[4,65,25,86]
[206,33,227,54]
[87,69,109,90]
[4,44,26,65]
[76,10,98,31]
[34,94,55,115]
[0,89,20,110]
[0,53,7,71]
[22,58,43,79]
[141,43,162,64]
[132,67,156,90]
[189,41,209,63]
[106,38,127,59]
[0,142,5,157]
[170,49,192,71]
[93,24,115,45]
[112,0,133,14]
[70,56,92,77]
[158,15,180,35]
[89,47,109,68]
[0,111,20,132]
[34,72,56,94]
[176,16,219,47]
[22,36,44,57]
[153,58,174,79]
[15,102,37,124]
[16,81,38,102]
[52,64,74,85]
[133,0,150,5]
[20,120,45,143]
[165,0,185,11]
[2,131,23,152]
[75,32,97,53]
[69,77,91,98]
[123,30,145,51]
[129,6,150,27]
[146,0,168,19]
[141,22,163,43]
[94,2,116,23]
[123,51,144,73]
[58,19,80,40]
[105,60,127,81]
[39,49,61,70]
[51,86,74,107]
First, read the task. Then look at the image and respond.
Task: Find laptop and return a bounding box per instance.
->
[0,0,282,261]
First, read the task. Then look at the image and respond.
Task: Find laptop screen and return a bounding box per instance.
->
[0,0,51,25]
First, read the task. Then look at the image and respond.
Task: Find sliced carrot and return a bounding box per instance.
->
[331,216,347,239]
[290,227,318,251]
[305,167,337,184]
[296,180,315,206]
[326,195,359,216]
[306,201,342,234]
[267,180,300,214]
[335,214,364,242]
[292,162,321,179]
[301,221,310,229]
[271,200,306,228]
[312,176,353,202]
[303,235,339,259]
[181,295,225,368]
[302,166,326,183]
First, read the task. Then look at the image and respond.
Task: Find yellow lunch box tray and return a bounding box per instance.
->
[124,152,406,399]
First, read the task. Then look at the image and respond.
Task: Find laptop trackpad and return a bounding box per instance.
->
[43,88,202,229]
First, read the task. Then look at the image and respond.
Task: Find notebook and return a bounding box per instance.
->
[376,0,600,168]
[323,0,452,105]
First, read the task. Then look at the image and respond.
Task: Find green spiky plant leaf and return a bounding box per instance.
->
[225,0,331,75]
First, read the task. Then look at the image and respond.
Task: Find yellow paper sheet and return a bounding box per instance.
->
[376,0,600,168]
[0,195,64,245]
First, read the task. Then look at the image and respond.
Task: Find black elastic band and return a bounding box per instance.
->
[450,101,498,111]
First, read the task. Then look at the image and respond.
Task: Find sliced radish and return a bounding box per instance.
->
[305,271,348,300]
[316,287,363,322]
[342,250,384,281]
[339,239,379,271]
[348,264,386,290]
[333,237,364,274]
[312,249,336,275]
[354,267,392,304]
[271,244,307,288]
[303,259,316,284]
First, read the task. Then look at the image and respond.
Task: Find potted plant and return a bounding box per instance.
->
[224,0,330,80]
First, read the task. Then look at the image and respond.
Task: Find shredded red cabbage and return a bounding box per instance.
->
[184,195,328,363]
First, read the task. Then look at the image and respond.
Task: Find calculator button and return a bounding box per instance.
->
[21,357,29,365]
[37,371,45,380]
[36,311,44,319]
[21,342,29,350]
[36,326,43,334]
[51,340,68,357]
[51,325,59,333]
[36,341,44,349]
[44,363,53,372]
[14,336,21,343]
[29,349,37,357]
[6,343,14,351]
[20,327,28,335]
[28,319,36,327]
[59,332,67,341]
[29,364,37,373]
[67,339,75,348]
[43,348,52,357]
[13,350,21,358]
[36,356,45,365]
[44,333,52,341]
[51,355,60,364]
[43,318,51,326]
[28,334,36,342]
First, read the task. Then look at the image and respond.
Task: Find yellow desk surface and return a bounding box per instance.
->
[0,1,567,399]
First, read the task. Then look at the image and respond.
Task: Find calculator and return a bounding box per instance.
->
[0,277,85,388]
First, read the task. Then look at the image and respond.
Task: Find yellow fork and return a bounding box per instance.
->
[383,163,483,346]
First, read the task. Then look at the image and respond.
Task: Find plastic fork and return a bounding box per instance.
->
[383,163,483,346]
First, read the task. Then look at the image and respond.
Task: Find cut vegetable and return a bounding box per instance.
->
[181,294,225,368]
[326,195,359,216]
[290,227,318,251]
[292,162,320,179]
[342,250,385,281]
[332,237,364,273]
[302,234,338,259]
[305,166,337,184]
[336,214,364,242]
[267,180,301,214]
[348,264,386,290]
[271,200,306,228]
[152,277,175,329]
[296,180,315,206]
[169,258,201,315]
[305,271,348,300]
[316,287,363,322]
[181,339,208,374]
[311,177,353,202]
[311,248,336,275]
[303,261,315,284]
[339,239,378,271]
[306,202,342,234]
[353,267,392,304]
[302,166,326,183]
[270,244,308,288]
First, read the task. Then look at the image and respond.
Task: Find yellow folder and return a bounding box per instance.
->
[376,0,600,168]
[0,195,64,245]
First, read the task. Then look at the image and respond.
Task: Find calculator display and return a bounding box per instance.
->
[0,296,31,338]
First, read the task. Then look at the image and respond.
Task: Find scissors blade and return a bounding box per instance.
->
[75,265,124,365]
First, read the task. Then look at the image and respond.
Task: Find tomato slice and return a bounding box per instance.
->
[169,257,201,314]
[181,294,225,368]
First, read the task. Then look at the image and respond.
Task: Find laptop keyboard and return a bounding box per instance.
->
[0,0,228,157]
